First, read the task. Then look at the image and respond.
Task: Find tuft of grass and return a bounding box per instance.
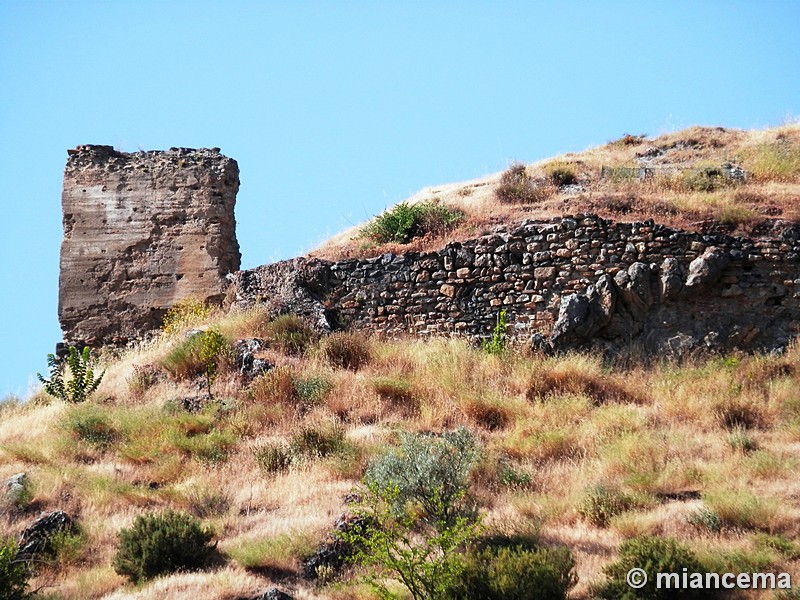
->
[226,531,318,573]
[161,298,214,335]
[702,489,778,531]
[262,314,316,355]
[62,404,121,450]
[254,443,292,476]
[577,484,636,527]
[495,162,550,204]
[319,332,371,371]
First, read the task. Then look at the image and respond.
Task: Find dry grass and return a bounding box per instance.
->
[3,307,800,599]
[311,123,800,261]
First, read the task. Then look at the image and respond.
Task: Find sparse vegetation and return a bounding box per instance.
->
[543,161,578,187]
[161,298,214,335]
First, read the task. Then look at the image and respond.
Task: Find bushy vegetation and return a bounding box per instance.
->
[161,298,214,335]
[262,314,316,355]
[577,484,635,527]
[319,331,371,370]
[740,138,800,181]
[596,536,708,600]
[113,510,215,583]
[37,345,104,403]
[0,537,30,600]
[360,200,464,244]
[161,328,233,394]
[343,428,483,600]
[447,542,576,600]
[543,161,578,187]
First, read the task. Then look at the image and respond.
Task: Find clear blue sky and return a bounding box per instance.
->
[1,1,798,398]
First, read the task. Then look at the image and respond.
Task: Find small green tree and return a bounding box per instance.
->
[37,345,104,403]
[0,537,30,600]
[482,311,508,355]
[341,428,483,600]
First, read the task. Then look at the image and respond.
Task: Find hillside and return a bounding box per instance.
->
[313,123,800,259]
[2,124,800,600]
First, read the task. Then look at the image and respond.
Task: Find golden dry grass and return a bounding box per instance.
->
[311,123,800,261]
[3,317,800,598]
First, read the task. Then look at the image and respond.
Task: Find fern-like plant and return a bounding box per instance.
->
[37,345,104,403]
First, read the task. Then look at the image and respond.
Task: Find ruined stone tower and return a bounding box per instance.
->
[59,145,240,345]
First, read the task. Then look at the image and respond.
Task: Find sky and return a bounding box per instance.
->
[0,0,798,398]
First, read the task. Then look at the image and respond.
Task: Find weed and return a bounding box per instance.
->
[161,298,213,335]
[495,163,549,204]
[254,443,292,476]
[482,310,507,355]
[687,508,723,534]
[703,489,777,531]
[62,404,120,449]
[726,427,758,453]
[126,364,160,398]
[290,422,346,460]
[37,345,105,404]
[262,314,316,355]
[185,486,233,518]
[740,139,800,181]
[543,161,578,187]
[577,484,634,527]
[294,374,334,408]
[319,332,371,371]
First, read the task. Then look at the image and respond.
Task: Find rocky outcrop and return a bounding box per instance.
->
[230,215,800,356]
[59,145,240,345]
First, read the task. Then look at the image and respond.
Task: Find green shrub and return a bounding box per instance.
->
[37,345,105,404]
[63,404,120,449]
[366,427,481,526]
[113,510,215,583]
[0,537,30,600]
[341,427,484,600]
[596,536,708,600]
[319,332,371,371]
[263,314,315,355]
[495,162,548,204]
[254,443,292,475]
[447,544,576,600]
[681,166,729,192]
[360,200,463,244]
[578,484,634,527]
[162,329,232,396]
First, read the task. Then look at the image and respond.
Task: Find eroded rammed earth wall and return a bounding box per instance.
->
[59,145,240,345]
[230,215,800,355]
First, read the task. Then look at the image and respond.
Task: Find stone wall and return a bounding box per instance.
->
[59,145,240,345]
[229,215,800,355]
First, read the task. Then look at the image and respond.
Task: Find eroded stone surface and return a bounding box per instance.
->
[59,145,240,345]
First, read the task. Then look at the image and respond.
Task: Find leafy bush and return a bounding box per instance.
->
[113,510,215,583]
[262,314,315,355]
[319,332,371,371]
[495,162,548,204]
[543,162,578,187]
[360,200,463,244]
[446,543,576,600]
[63,404,120,449]
[578,484,634,527]
[366,427,481,526]
[161,298,213,335]
[341,428,483,600]
[596,536,708,600]
[37,345,105,404]
[0,537,30,600]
